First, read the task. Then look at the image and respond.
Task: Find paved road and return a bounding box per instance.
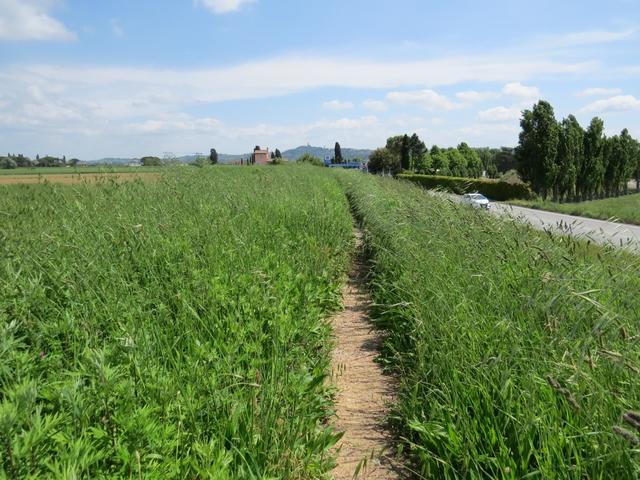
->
[491,203,640,251]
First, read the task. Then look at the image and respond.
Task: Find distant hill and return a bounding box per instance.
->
[281,146,372,161]
[86,146,372,165]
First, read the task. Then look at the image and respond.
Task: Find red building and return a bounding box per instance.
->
[253,146,270,164]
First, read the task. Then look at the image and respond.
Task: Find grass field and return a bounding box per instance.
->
[511,193,640,225]
[342,173,640,478]
[4,165,640,479]
[0,166,352,478]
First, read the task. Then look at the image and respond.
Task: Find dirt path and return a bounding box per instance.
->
[331,229,402,480]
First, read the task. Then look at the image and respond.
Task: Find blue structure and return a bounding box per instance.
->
[324,159,366,170]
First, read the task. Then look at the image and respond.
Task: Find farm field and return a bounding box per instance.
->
[3,165,640,479]
[510,193,640,226]
[0,172,161,185]
[341,173,640,478]
[0,166,353,478]
[0,167,161,176]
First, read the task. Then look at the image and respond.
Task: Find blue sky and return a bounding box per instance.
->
[0,0,639,159]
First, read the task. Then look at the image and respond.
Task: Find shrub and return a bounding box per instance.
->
[398,173,533,201]
[368,147,400,175]
[296,153,324,167]
[0,157,17,169]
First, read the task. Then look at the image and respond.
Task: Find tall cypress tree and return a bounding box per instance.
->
[334,142,343,164]
[409,133,426,171]
[400,134,410,171]
[209,148,218,165]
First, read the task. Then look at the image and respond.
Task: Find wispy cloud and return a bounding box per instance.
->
[502,82,541,99]
[0,0,76,41]
[575,87,623,97]
[477,106,522,122]
[455,90,500,103]
[538,28,635,48]
[362,99,387,112]
[386,89,458,111]
[323,100,354,110]
[580,95,640,113]
[196,0,256,14]
[1,55,588,110]
[459,123,520,144]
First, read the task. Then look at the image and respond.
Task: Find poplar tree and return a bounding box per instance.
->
[618,129,634,195]
[556,115,584,201]
[516,101,560,199]
[457,142,482,178]
[581,117,605,200]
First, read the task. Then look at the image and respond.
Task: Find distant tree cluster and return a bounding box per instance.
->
[269,148,284,162]
[516,100,640,201]
[140,156,163,167]
[368,133,489,178]
[0,153,81,169]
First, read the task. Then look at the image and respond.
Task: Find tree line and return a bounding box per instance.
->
[516,100,640,201]
[0,154,79,169]
[368,134,513,178]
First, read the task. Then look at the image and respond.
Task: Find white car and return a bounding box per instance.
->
[462,193,491,209]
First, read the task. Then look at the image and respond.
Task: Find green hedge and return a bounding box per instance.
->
[398,173,533,201]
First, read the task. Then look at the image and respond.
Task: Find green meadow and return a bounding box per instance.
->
[2,165,640,479]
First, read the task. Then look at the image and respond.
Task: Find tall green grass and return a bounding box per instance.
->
[341,173,640,478]
[0,167,352,479]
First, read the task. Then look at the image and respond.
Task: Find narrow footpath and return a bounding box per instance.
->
[331,229,402,480]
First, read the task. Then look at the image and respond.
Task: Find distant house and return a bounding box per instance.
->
[253,146,270,165]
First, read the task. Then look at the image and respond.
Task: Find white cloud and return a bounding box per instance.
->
[580,95,640,113]
[197,0,255,14]
[0,0,75,41]
[477,106,522,122]
[322,100,354,110]
[127,114,223,134]
[575,87,623,97]
[502,82,541,98]
[540,29,635,48]
[455,90,500,103]
[362,99,387,112]
[123,114,380,150]
[386,89,458,111]
[0,53,594,156]
[459,123,520,144]
[1,55,587,107]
